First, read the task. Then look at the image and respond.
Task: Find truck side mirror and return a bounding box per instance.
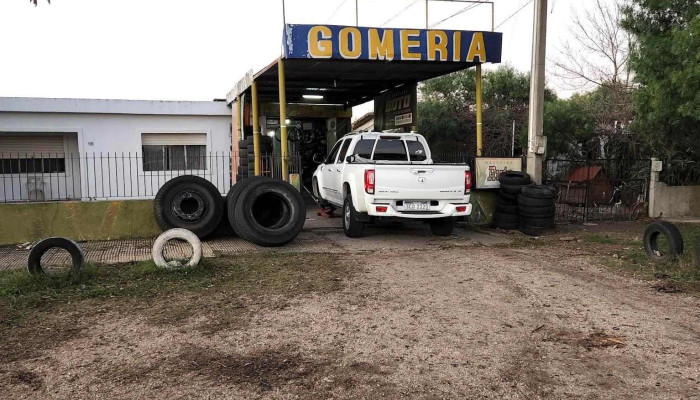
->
[312,153,324,164]
[345,155,355,163]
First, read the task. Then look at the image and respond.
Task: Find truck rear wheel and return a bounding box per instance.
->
[430,219,454,236]
[343,194,364,238]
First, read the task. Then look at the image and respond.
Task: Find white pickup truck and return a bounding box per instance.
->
[312,132,472,238]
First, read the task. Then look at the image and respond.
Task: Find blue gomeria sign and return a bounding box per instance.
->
[283,24,502,63]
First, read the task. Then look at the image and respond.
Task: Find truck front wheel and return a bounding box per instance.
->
[343,193,365,238]
[429,218,454,236]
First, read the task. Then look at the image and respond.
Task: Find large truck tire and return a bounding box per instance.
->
[154,175,223,239]
[27,237,84,275]
[233,178,306,246]
[643,222,684,263]
[226,176,270,237]
[343,193,365,238]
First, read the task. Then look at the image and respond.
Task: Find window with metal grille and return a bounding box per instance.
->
[142,145,207,171]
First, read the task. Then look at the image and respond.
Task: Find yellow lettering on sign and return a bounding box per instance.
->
[453,31,462,62]
[339,27,362,59]
[400,29,421,60]
[368,29,394,61]
[467,32,486,62]
[427,31,448,61]
[308,26,332,59]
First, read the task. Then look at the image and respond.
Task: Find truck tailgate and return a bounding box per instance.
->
[373,164,467,200]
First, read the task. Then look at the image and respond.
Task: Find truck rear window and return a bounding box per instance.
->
[353,139,375,159]
[407,141,427,161]
[373,139,408,161]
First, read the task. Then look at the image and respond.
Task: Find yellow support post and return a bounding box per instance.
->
[278,58,289,182]
[234,95,242,182]
[252,81,261,176]
[475,63,483,157]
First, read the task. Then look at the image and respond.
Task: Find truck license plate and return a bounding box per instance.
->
[404,201,430,211]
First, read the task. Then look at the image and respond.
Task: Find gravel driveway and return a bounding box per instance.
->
[2,223,699,399]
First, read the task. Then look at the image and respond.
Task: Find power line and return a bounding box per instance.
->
[429,1,489,29]
[326,0,349,23]
[381,0,422,27]
[495,0,533,30]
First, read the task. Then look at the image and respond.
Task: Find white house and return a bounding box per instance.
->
[0,97,232,202]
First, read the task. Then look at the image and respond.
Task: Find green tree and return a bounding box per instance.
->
[541,96,598,159]
[622,0,700,159]
[418,66,555,156]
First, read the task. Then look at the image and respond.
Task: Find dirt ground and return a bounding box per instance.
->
[2,222,700,399]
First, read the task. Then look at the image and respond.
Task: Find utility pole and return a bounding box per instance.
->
[526,0,548,184]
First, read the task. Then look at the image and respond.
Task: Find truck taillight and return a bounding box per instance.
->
[465,171,472,193]
[365,169,375,194]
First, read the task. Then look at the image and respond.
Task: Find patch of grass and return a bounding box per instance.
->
[584,234,615,244]
[606,223,700,292]
[0,252,348,325]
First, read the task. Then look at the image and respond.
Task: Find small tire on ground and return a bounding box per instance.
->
[27,237,84,276]
[430,218,454,236]
[343,193,365,238]
[152,228,202,269]
[499,171,531,186]
[233,178,306,246]
[518,194,555,208]
[520,185,556,199]
[154,175,224,239]
[643,221,684,263]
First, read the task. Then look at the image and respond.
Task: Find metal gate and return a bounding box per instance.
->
[544,158,650,223]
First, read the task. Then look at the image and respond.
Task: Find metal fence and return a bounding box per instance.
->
[0,152,234,203]
[0,152,306,203]
[544,158,650,223]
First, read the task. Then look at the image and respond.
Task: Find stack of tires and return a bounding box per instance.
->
[237,136,272,181]
[154,175,305,246]
[496,171,532,230]
[518,185,556,236]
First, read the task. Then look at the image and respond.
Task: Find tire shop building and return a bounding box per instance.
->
[228,23,503,191]
[0,97,232,203]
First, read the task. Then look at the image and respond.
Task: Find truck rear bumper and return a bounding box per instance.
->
[366,202,472,219]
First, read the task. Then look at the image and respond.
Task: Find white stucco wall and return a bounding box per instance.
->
[0,98,232,201]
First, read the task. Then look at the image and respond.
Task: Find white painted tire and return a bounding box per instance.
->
[152,228,202,269]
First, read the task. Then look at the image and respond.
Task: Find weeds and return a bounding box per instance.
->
[0,252,347,325]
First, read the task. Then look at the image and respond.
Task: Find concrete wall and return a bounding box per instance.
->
[0,200,161,245]
[649,181,700,218]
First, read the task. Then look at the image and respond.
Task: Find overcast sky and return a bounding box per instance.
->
[0,0,612,118]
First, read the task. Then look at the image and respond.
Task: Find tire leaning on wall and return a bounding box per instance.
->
[232,178,306,247]
[153,175,224,239]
